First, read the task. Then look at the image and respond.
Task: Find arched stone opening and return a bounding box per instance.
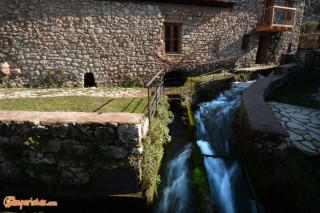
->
[163,70,187,87]
[84,72,96,87]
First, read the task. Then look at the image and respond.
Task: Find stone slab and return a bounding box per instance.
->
[0,111,145,125]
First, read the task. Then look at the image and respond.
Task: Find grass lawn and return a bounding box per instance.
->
[267,79,320,109]
[0,96,148,114]
[164,72,233,95]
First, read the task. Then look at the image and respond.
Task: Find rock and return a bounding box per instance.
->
[39,157,56,164]
[0,62,10,75]
[42,140,60,153]
[132,144,143,155]
[101,145,128,159]
[94,126,115,143]
[289,113,310,120]
[288,130,303,141]
[0,136,10,144]
[141,118,149,138]
[0,161,20,179]
[287,122,306,130]
[292,141,319,156]
[70,125,89,141]
[305,125,320,134]
[118,124,141,145]
[11,69,21,75]
[307,131,320,142]
[311,117,320,125]
[33,125,50,137]
[72,144,88,156]
[52,124,69,138]
[10,135,23,145]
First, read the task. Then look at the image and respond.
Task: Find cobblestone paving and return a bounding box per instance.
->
[268,101,320,156]
[0,87,147,99]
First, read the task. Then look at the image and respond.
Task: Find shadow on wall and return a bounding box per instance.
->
[163,70,187,87]
[84,72,96,87]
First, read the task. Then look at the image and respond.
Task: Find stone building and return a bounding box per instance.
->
[0,0,305,87]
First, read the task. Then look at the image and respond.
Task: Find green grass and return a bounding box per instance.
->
[0,96,148,114]
[164,72,233,95]
[267,80,320,109]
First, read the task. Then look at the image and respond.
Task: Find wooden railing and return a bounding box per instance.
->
[257,5,296,32]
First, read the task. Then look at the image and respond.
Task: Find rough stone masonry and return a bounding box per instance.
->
[0,0,305,87]
[0,111,149,192]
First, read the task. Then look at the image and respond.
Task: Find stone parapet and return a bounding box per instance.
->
[0,111,149,194]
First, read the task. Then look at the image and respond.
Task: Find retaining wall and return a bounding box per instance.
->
[0,111,148,194]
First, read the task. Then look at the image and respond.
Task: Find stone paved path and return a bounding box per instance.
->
[0,87,147,99]
[268,101,320,156]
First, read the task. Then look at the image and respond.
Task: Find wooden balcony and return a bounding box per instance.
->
[256,5,296,32]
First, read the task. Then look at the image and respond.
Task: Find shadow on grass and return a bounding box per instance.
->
[93,99,114,112]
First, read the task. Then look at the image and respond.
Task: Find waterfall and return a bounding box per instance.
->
[156,144,193,213]
[195,82,259,213]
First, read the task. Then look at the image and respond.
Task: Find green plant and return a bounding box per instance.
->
[0,76,9,85]
[24,136,41,150]
[269,33,284,63]
[44,70,65,87]
[191,145,212,212]
[141,96,173,203]
[123,76,143,88]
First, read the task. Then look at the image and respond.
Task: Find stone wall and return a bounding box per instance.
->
[238,53,316,211]
[0,0,305,87]
[0,111,148,194]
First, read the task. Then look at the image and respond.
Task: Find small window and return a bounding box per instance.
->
[241,34,250,50]
[164,23,182,54]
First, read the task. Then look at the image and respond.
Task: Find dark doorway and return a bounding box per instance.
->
[163,70,187,87]
[256,34,271,64]
[84,72,96,87]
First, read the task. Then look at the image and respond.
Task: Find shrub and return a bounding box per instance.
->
[141,96,173,203]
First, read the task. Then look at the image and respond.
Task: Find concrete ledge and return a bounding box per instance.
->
[242,75,288,137]
[0,111,145,125]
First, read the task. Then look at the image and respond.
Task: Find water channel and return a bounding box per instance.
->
[156,82,259,213]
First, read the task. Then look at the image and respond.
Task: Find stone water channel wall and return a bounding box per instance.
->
[0,0,305,87]
[0,111,148,194]
[238,51,318,211]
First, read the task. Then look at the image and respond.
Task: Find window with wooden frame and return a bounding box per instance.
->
[164,23,182,54]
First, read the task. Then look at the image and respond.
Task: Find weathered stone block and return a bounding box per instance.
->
[100,145,128,159]
[42,140,60,153]
[10,135,23,145]
[94,126,115,143]
[118,124,141,145]
[72,144,88,156]
[33,125,50,137]
[0,136,10,144]
[132,143,144,155]
[52,124,69,138]
[70,125,89,141]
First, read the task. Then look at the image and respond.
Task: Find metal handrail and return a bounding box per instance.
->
[145,55,242,120]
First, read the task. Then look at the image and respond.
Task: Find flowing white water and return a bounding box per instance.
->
[156,144,193,213]
[195,82,258,213]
